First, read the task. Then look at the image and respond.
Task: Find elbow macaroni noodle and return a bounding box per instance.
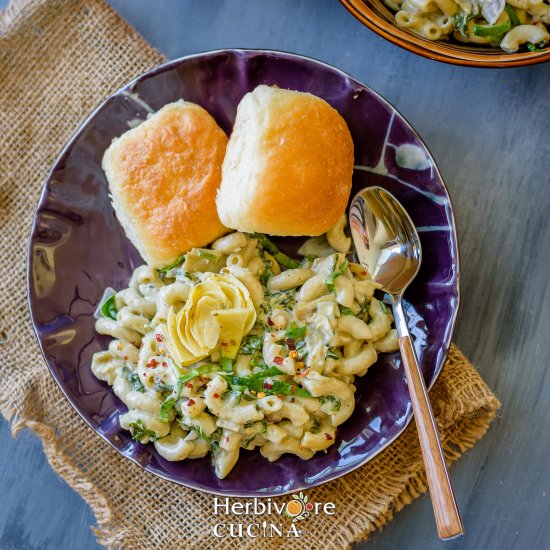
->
[386,0,550,52]
[91,224,399,479]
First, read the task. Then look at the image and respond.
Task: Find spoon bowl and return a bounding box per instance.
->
[350,186,464,541]
[349,186,421,295]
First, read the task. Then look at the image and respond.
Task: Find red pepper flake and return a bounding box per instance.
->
[187,399,195,406]
[267,317,274,326]
[263,380,273,390]
[324,433,333,440]
[213,393,220,399]
[123,355,128,361]
[226,436,230,443]
[290,397,295,403]
[361,271,367,277]
[291,385,296,395]
[162,362,167,368]
[273,356,283,365]
[221,342,228,347]
[147,358,159,369]
[155,334,164,343]
[186,383,194,389]
[286,338,296,350]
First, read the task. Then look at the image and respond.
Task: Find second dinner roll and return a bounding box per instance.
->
[216,85,354,236]
[102,100,228,269]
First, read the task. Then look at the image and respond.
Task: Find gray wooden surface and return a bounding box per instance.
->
[2,0,550,549]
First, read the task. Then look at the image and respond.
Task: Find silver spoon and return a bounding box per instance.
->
[350,186,464,541]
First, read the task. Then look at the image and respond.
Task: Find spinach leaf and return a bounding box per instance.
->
[285,321,307,340]
[129,419,158,442]
[454,12,474,37]
[339,305,354,316]
[326,258,349,293]
[159,379,184,422]
[239,334,263,355]
[122,366,145,393]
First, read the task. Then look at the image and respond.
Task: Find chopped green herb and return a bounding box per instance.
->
[326,348,340,360]
[244,420,267,433]
[527,42,547,52]
[326,258,349,293]
[191,425,212,443]
[260,261,274,287]
[249,233,300,269]
[310,419,321,434]
[222,367,312,398]
[209,427,223,450]
[321,395,341,413]
[122,366,145,393]
[239,334,263,355]
[295,339,308,357]
[473,19,511,38]
[159,397,177,422]
[159,379,184,422]
[176,362,226,387]
[454,12,474,37]
[269,289,297,310]
[101,295,118,320]
[198,249,219,261]
[129,419,158,442]
[357,300,369,321]
[242,435,256,448]
[285,321,307,340]
[339,305,354,316]
[219,356,234,372]
[158,254,186,273]
[249,355,268,369]
[504,5,520,26]
[153,381,173,393]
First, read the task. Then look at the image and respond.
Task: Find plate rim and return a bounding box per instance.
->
[26,48,461,497]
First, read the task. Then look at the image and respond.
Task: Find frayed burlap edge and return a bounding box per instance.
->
[0,1,500,548]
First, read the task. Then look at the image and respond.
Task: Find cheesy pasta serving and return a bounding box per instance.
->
[91,225,398,479]
[385,0,550,52]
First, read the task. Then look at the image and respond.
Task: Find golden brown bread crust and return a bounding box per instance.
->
[216,86,354,236]
[102,101,228,268]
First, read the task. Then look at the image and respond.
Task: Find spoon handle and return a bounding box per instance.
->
[392,297,464,541]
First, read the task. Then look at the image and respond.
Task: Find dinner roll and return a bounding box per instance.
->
[216,85,354,236]
[102,100,228,269]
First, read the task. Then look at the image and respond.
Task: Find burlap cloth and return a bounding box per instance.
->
[0,0,501,548]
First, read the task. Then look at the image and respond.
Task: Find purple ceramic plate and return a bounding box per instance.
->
[27,49,459,497]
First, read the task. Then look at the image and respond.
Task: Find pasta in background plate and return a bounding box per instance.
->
[385,0,550,52]
[91,222,399,479]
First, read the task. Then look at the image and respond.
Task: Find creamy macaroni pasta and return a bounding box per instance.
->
[91,223,399,478]
[385,0,550,52]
